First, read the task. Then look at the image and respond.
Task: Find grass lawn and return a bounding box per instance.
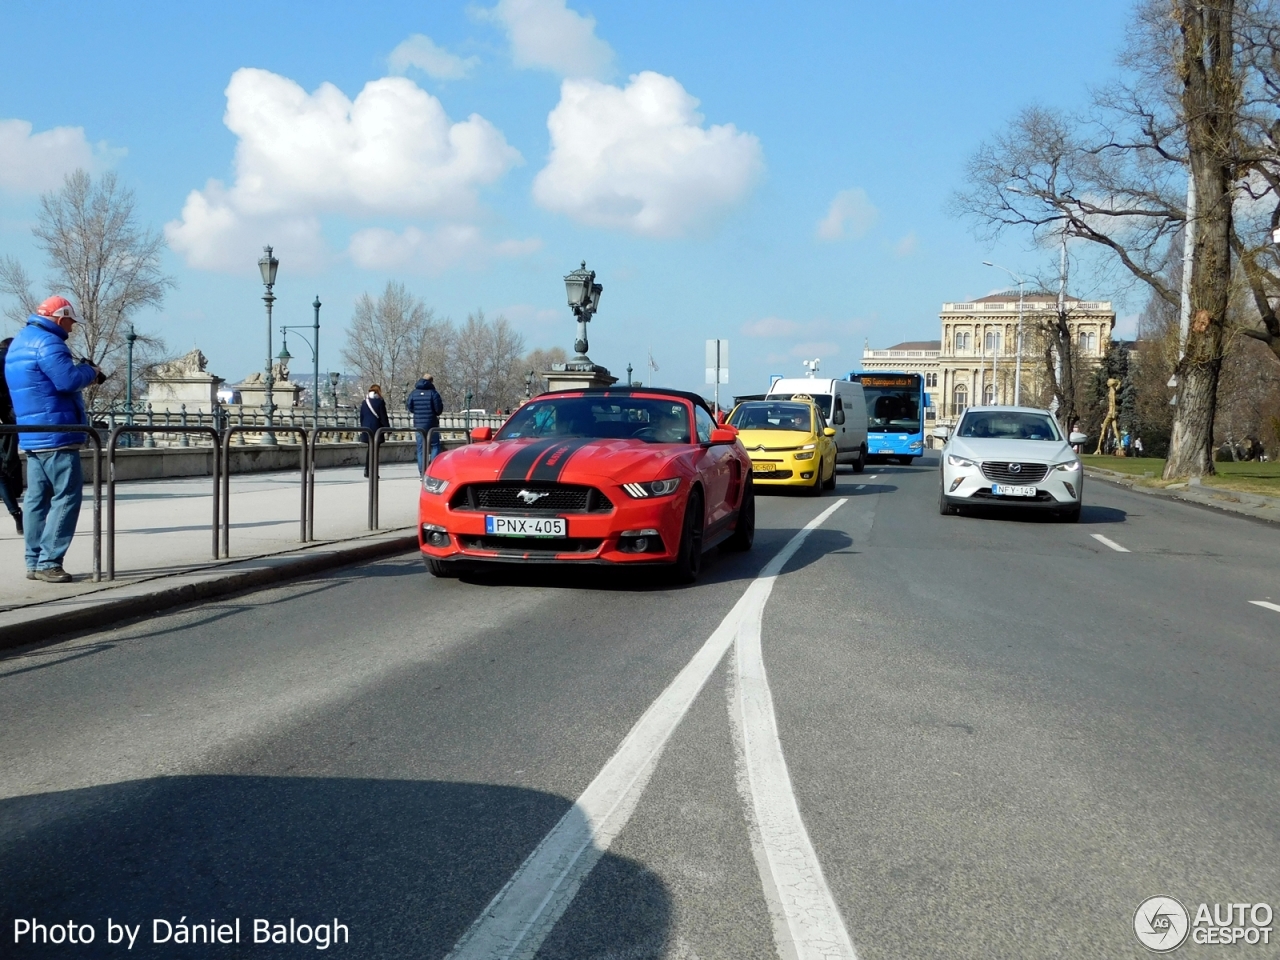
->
[1082,455,1280,496]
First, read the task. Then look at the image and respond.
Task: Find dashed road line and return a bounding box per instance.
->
[1091,533,1130,553]
[444,500,850,960]
[854,485,865,491]
[1249,600,1280,614]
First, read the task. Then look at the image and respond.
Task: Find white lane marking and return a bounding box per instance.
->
[1250,600,1280,614]
[1091,533,1130,553]
[445,499,850,960]
[854,485,866,491]
[732,538,859,959]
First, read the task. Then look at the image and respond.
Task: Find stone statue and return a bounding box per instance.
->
[1093,377,1124,456]
[152,349,208,379]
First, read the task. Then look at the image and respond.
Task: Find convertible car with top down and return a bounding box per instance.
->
[418,387,755,581]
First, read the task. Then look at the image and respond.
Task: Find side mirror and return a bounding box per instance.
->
[833,409,846,424]
[931,426,951,441]
[710,426,738,444]
[1069,431,1087,445]
[470,426,493,442]
[823,426,836,437]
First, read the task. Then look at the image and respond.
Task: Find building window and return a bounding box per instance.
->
[925,372,938,388]
[985,331,1002,354]
[983,383,996,404]
[954,331,971,352]
[1077,331,1097,354]
[953,383,968,413]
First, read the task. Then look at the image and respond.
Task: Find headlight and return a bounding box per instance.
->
[1054,459,1081,472]
[794,450,815,460]
[947,454,977,468]
[422,475,450,494]
[622,478,681,498]
[909,441,923,450]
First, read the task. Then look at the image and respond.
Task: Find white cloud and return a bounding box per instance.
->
[167,68,522,272]
[533,72,763,238]
[480,0,614,78]
[791,340,841,358]
[0,118,120,193]
[893,231,918,257]
[388,34,479,80]
[816,188,877,241]
[742,316,803,338]
[348,224,541,275]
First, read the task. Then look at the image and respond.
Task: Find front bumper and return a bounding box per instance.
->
[941,463,1082,508]
[418,487,686,564]
[746,452,820,486]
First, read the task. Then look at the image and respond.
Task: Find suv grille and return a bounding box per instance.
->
[980,461,1048,484]
[450,483,613,513]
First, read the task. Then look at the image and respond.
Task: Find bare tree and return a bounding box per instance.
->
[340,281,433,406]
[954,0,1280,477]
[0,170,174,406]
[522,346,569,397]
[451,310,527,412]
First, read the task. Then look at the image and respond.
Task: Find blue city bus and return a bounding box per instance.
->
[850,371,928,465]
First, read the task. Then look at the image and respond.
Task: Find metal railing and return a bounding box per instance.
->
[220,426,309,557]
[369,427,439,530]
[107,425,221,579]
[0,425,103,582]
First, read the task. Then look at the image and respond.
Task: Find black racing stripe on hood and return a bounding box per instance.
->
[527,437,595,482]
[498,438,562,481]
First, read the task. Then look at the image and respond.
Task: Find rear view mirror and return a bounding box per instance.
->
[833,409,846,424]
[932,426,951,441]
[823,426,836,437]
[1069,431,1087,445]
[470,426,493,442]
[710,426,738,444]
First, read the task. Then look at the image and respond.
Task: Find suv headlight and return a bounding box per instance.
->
[622,478,681,498]
[1054,459,1081,472]
[947,454,977,468]
[794,443,816,461]
[422,475,450,494]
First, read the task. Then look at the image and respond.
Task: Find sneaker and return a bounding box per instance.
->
[34,566,72,583]
[26,569,36,580]
[12,510,20,535]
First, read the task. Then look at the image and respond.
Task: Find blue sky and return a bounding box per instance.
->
[0,0,1136,397]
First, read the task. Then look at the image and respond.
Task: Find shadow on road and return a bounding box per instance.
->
[1,776,671,959]
[955,503,1127,525]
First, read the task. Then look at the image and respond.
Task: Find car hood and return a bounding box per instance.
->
[431,436,684,484]
[948,437,1073,463]
[734,429,816,451]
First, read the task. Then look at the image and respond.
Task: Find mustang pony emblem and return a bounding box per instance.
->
[516,489,550,504]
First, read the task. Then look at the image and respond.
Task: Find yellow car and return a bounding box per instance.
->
[727,397,838,494]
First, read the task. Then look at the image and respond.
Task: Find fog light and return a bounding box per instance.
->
[1063,481,1076,498]
[422,523,449,547]
[634,537,649,551]
[801,471,814,479]
[949,477,964,492]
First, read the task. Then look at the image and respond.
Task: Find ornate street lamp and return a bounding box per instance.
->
[525,369,535,399]
[563,260,603,359]
[258,245,280,445]
[279,293,322,425]
[329,370,341,409]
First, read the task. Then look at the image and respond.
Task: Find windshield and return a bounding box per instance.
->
[863,385,920,434]
[957,411,1061,441]
[728,402,813,433]
[496,396,692,444]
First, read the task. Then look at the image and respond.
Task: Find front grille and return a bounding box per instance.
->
[450,483,613,513]
[752,469,793,480]
[980,461,1048,484]
[458,535,604,556]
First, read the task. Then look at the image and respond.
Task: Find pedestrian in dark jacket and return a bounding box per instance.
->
[404,374,444,473]
[360,384,391,478]
[0,337,24,533]
[6,297,100,582]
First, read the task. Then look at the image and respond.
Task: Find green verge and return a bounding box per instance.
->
[1081,455,1280,496]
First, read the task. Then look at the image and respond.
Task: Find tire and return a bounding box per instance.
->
[823,458,837,490]
[1059,504,1081,523]
[852,445,867,474]
[670,488,705,583]
[939,486,957,516]
[426,557,461,578]
[725,477,755,552]
[899,456,915,466]
[806,465,823,496]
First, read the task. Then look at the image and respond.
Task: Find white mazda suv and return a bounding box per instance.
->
[938,406,1083,522]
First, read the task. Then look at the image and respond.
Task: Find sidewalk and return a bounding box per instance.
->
[0,463,425,648]
[1085,465,1280,524]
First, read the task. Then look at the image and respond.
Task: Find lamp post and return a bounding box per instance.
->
[626,362,633,386]
[982,261,1025,405]
[525,370,535,399]
[329,371,341,411]
[125,324,137,425]
[258,245,279,445]
[563,261,603,359]
[279,294,321,425]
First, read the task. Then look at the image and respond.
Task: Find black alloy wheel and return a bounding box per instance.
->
[725,477,755,551]
[671,488,705,583]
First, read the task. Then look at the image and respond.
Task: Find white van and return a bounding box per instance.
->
[765,377,868,473]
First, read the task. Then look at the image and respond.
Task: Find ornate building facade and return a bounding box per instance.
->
[862,292,1115,432]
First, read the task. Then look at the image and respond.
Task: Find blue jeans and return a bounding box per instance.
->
[416,429,442,474]
[24,449,84,571]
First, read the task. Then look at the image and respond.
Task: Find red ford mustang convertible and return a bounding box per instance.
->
[418,387,755,581]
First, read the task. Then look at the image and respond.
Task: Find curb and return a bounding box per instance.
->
[1085,468,1280,524]
[0,532,419,651]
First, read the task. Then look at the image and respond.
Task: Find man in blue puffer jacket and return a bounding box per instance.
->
[6,296,100,583]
